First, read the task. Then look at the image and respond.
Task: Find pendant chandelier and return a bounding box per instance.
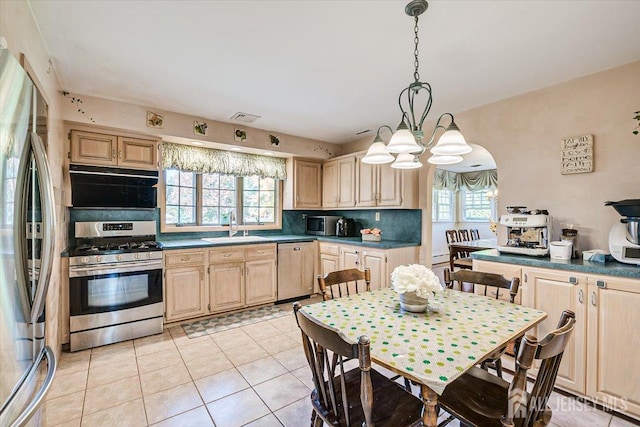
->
[362,0,471,169]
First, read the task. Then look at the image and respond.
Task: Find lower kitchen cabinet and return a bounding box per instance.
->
[319,241,418,289]
[586,275,640,417]
[245,258,277,305]
[522,267,587,394]
[209,261,244,311]
[475,259,640,420]
[163,249,207,322]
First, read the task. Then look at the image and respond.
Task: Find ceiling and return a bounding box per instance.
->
[28,1,640,145]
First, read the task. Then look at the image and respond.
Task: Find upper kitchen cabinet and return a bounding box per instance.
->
[283,158,322,209]
[69,129,160,170]
[322,156,356,208]
[355,153,418,208]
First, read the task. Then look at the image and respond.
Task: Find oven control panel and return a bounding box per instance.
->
[103,223,134,231]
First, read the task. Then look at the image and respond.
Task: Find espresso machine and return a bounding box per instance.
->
[497,212,552,256]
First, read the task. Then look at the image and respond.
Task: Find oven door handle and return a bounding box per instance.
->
[69,261,162,277]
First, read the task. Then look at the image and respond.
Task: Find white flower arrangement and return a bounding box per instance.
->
[391,264,443,299]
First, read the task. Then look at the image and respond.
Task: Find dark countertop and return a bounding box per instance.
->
[472,249,640,279]
[159,234,419,251]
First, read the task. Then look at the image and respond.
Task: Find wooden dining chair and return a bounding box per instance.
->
[437,310,576,427]
[445,229,460,244]
[444,268,520,378]
[470,228,480,240]
[318,268,371,301]
[459,229,471,241]
[293,302,424,427]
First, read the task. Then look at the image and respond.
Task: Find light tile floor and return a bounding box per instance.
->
[39,298,638,427]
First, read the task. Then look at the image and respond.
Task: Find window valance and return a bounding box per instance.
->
[434,168,497,192]
[162,142,287,180]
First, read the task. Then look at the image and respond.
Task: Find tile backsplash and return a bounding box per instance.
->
[68,208,422,244]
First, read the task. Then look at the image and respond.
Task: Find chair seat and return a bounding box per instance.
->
[453,257,473,269]
[311,367,423,427]
[439,366,551,427]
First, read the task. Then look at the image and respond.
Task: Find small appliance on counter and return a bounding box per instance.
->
[306,215,341,236]
[606,199,640,265]
[497,210,552,256]
[560,227,579,258]
[336,217,356,237]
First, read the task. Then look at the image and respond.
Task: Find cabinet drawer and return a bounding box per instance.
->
[209,247,245,263]
[245,244,276,260]
[319,242,340,256]
[164,250,205,267]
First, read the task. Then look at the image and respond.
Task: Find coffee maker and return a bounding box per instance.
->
[497,212,552,256]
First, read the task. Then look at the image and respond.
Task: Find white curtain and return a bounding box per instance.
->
[162,142,287,180]
[433,169,497,191]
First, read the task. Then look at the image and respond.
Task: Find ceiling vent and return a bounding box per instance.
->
[230,112,261,123]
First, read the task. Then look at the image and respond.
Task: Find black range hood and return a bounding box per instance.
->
[70,165,158,209]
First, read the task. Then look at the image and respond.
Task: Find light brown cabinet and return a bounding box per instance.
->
[355,155,404,207]
[163,249,208,322]
[284,159,322,209]
[70,130,160,170]
[319,241,418,289]
[208,244,277,312]
[522,267,587,394]
[322,157,356,208]
[586,276,640,418]
[476,259,640,420]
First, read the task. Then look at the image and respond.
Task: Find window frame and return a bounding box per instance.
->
[460,188,492,222]
[160,170,283,233]
[432,188,454,222]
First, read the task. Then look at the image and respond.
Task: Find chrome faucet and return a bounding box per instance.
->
[229,212,239,237]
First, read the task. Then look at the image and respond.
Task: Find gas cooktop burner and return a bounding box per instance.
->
[71,240,162,256]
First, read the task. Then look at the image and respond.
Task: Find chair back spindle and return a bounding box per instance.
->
[318,268,371,301]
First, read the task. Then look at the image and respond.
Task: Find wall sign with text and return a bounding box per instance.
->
[561,134,593,175]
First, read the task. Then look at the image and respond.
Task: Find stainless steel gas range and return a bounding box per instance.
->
[68,221,163,351]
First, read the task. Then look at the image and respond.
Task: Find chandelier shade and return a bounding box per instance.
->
[361,0,472,169]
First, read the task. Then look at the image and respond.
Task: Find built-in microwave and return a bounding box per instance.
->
[70,164,158,208]
[306,215,341,236]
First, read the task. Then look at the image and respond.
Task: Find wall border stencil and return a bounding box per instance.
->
[147,111,164,128]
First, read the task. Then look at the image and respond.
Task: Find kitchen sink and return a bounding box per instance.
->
[201,235,270,244]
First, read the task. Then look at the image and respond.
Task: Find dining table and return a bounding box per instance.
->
[449,236,498,271]
[300,287,547,427]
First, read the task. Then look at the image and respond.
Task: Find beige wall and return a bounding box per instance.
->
[1,1,67,355]
[347,61,640,264]
[62,94,341,160]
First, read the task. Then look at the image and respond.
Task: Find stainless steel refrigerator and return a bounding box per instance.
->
[0,47,57,426]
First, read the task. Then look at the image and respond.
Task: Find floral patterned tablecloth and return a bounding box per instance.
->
[301,287,547,395]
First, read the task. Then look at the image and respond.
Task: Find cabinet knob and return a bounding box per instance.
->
[569,276,577,284]
[293,247,301,251]
[578,289,584,304]
[118,150,122,159]
[181,256,190,261]
[112,149,116,159]
[224,253,232,257]
[591,292,597,306]
[596,280,606,288]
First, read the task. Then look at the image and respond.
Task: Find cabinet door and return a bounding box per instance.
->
[322,160,338,208]
[320,254,339,277]
[294,160,322,208]
[337,157,356,207]
[70,130,118,166]
[376,163,402,207]
[523,268,587,394]
[356,155,377,207]
[340,247,361,270]
[210,262,244,311]
[245,259,277,305]
[165,266,206,321]
[587,277,640,418]
[117,136,159,170]
[362,250,386,289]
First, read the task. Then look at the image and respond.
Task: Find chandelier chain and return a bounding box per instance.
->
[413,15,420,82]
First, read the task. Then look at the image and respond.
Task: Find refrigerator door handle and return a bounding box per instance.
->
[7,347,57,427]
[29,132,56,323]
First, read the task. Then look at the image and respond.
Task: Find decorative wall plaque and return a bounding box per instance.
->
[561,134,593,175]
[147,111,164,128]
[194,121,208,135]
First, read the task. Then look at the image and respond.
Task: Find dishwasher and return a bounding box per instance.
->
[277,242,316,302]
